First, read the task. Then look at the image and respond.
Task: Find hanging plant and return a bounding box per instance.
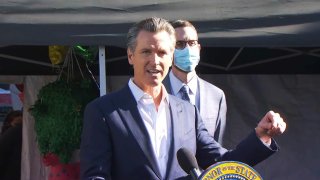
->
[74,45,98,63]
[31,47,99,164]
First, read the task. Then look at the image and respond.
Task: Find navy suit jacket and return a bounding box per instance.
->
[80,85,277,180]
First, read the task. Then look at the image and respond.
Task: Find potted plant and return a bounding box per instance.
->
[30,46,99,179]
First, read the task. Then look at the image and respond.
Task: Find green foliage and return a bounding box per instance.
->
[74,46,98,63]
[31,79,98,163]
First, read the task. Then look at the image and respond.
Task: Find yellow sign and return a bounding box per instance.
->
[199,161,262,180]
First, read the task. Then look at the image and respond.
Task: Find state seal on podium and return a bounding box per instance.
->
[199,161,263,180]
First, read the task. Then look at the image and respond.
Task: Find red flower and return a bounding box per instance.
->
[42,153,60,166]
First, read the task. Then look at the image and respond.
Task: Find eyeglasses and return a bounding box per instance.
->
[175,40,198,50]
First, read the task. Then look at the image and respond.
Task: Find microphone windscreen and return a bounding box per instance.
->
[177,148,199,173]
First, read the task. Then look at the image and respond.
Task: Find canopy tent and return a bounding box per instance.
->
[1,1,320,180]
[1,0,320,47]
[1,0,320,75]
[1,46,320,75]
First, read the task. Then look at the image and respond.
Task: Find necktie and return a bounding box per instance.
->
[180,85,190,102]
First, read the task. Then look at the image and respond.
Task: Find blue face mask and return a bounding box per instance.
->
[174,47,200,72]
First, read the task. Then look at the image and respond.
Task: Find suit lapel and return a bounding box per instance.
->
[198,78,205,116]
[163,74,173,94]
[116,86,162,179]
[164,97,187,179]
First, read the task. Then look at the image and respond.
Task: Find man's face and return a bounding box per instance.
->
[173,26,201,73]
[175,26,200,51]
[127,30,174,91]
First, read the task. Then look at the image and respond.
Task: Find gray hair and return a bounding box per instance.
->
[127,17,176,52]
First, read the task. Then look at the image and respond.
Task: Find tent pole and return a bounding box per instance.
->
[99,46,107,96]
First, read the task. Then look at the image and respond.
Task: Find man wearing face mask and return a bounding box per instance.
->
[163,20,227,144]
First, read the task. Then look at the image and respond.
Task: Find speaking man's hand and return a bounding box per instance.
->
[255,111,287,145]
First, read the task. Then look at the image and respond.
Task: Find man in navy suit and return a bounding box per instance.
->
[80,17,286,180]
[163,20,227,144]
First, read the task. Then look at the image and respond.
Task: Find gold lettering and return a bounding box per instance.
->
[228,166,235,171]
[236,166,244,174]
[216,167,222,175]
[249,171,257,180]
[203,168,223,179]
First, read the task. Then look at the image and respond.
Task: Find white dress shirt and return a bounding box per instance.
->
[128,79,171,177]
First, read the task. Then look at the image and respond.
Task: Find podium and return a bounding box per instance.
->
[198,161,263,180]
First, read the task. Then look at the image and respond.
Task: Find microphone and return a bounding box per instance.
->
[177,148,202,180]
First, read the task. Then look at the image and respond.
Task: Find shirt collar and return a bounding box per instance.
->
[169,70,198,95]
[128,78,169,104]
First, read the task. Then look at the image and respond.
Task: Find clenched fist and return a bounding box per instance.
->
[255,111,287,145]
